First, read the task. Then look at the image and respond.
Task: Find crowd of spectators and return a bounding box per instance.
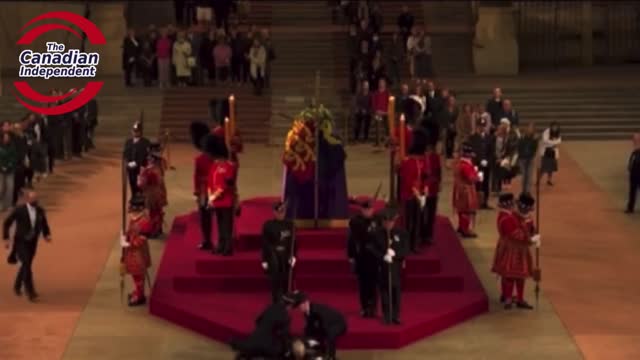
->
[122,0,274,95]
[0,90,98,212]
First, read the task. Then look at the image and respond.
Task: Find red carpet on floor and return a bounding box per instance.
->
[149,196,488,349]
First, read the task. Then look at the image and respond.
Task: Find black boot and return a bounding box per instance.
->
[516,301,534,310]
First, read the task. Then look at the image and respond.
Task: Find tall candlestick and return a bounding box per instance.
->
[224,117,231,152]
[387,96,395,143]
[399,114,406,160]
[228,95,236,138]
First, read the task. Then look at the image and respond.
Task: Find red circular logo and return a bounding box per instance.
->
[14,11,106,115]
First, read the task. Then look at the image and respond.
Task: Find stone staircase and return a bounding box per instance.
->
[457,87,640,140]
[160,86,270,143]
[125,1,174,28]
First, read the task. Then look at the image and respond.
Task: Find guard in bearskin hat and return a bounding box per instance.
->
[261,200,296,304]
[123,121,151,196]
[120,194,152,306]
[204,134,238,256]
[191,121,216,251]
[347,199,379,317]
[492,193,540,310]
[452,142,483,238]
[398,128,430,252]
[137,143,168,238]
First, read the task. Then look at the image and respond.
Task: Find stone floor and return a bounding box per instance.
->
[2,138,640,359]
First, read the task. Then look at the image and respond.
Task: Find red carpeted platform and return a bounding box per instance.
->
[149,197,488,349]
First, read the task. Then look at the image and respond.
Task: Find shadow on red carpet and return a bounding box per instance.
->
[149,197,488,349]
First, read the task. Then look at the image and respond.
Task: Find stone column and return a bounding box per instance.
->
[581,1,593,66]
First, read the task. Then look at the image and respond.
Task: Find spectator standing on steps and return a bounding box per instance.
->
[626,133,640,214]
[517,123,538,194]
[352,80,372,143]
[397,5,415,49]
[122,28,140,87]
[261,28,276,89]
[249,39,266,95]
[539,122,561,186]
[0,123,17,212]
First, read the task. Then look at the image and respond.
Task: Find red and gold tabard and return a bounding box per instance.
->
[491,209,513,274]
[491,212,534,279]
[124,213,152,276]
[138,163,168,233]
[452,158,480,212]
[398,155,428,203]
[208,160,237,208]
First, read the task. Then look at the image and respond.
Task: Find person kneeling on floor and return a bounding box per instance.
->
[285,291,347,360]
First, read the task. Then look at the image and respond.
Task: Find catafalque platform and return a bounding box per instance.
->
[149,197,489,349]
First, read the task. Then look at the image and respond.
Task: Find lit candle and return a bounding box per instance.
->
[399,114,406,160]
[387,96,395,143]
[228,95,236,138]
[224,117,231,152]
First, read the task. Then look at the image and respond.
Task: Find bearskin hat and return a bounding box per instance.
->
[498,193,514,208]
[408,128,429,155]
[190,121,211,151]
[379,205,399,221]
[203,134,229,159]
[516,192,535,212]
[404,96,424,125]
[461,142,474,156]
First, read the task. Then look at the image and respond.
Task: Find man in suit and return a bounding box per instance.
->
[122,28,140,87]
[3,188,51,302]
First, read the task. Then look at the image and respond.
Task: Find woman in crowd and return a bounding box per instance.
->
[413,30,433,81]
[214,35,232,84]
[249,38,266,95]
[370,50,387,90]
[139,41,156,87]
[456,103,475,148]
[540,122,561,186]
[406,27,420,79]
[172,31,193,87]
[493,119,520,192]
[518,123,538,194]
[156,28,173,88]
[352,80,372,143]
[438,96,459,167]
[199,28,216,85]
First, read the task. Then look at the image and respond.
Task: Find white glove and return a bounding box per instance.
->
[474,166,479,172]
[307,339,319,347]
[120,233,130,248]
[261,262,268,270]
[531,234,541,247]
[386,248,396,257]
[289,257,296,267]
[480,159,488,167]
[418,195,426,208]
[383,254,393,263]
[127,161,137,168]
[478,172,484,182]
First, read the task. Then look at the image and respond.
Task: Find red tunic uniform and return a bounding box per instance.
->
[124,214,152,276]
[138,164,168,234]
[491,209,513,274]
[452,158,479,213]
[194,153,213,199]
[398,156,428,203]
[492,212,534,279]
[208,160,237,208]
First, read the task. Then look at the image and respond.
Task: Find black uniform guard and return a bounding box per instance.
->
[347,199,379,318]
[626,139,640,213]
[468,116,495,209]
[230,301,291,359]
[285,291,347,360]
[262,201,296,304]
[122,121,151,197]
[368,206,409,325]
